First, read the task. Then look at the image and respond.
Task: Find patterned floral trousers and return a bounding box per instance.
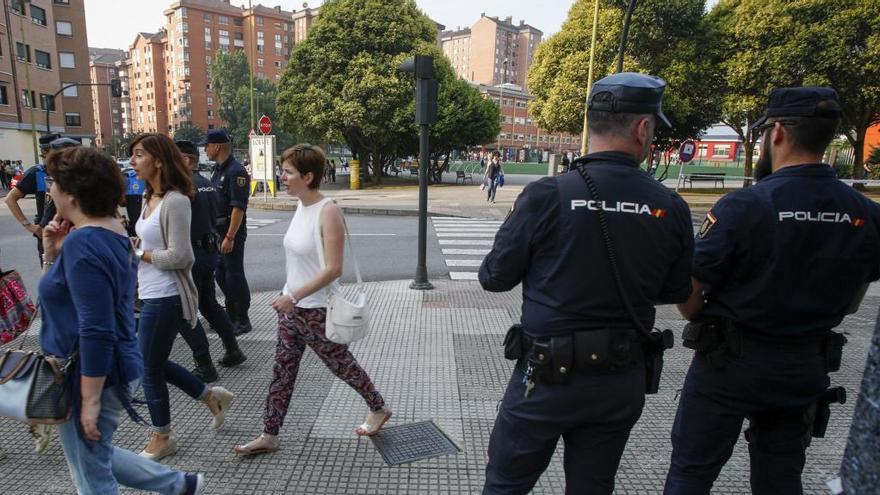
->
[263,307,385,435]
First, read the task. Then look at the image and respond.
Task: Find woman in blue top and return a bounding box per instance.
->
[40,146,204,494]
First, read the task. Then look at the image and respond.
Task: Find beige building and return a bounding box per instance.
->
[0,0,95,164]
[441,14,542,91]
[127,31,168,135]
[89,47,126,152]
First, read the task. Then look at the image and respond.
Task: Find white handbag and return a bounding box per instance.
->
[313,203,370,344]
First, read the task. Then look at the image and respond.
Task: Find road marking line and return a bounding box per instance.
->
[436,233,497,238]
[438,240,493,246]
[442,248,491,255]
[449,272,479,280]
[445,259,483,267]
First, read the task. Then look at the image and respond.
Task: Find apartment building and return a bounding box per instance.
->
[441,14,542,91]
[476,83,582,159]
[89,47,125,151]
[127,31,168,134]
[0,0,94,164]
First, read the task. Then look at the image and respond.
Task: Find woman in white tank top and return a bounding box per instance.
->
[234,144,391,456]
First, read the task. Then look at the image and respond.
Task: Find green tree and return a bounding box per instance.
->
[107,132,138,159]
[172,123,204,144]
[527,0,721,154]
[276,0,437,183]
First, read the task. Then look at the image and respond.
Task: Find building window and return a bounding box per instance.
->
[16,42,31,62]
[233,17,243,26]
[204,12,211,22]
[256,16,263,26]
[0,86,8,105]
[39,93,55,111]
[54,0,70,4]
[218,15,228,25]
[256,58,263,66]
[21,89,35,108]
[205,55,211,65]
[56,21,72,36]
[64,113,81,127]
[30,4,47,26]
[207,110,214,118]
[59,52,75,68]
[274,61,281,68]
[35,49,51,69]
[207,96,213,105]
[713,145,731,158]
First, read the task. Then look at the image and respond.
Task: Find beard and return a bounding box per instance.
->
[754,139,773,181]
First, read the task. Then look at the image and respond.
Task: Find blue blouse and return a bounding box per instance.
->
[39,227,142,382]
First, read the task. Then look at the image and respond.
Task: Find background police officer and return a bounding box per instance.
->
[203,129,252,335]
[123,164,146,237]
[176,140,247,378]
[5,133,59,261]
[479,72,694,494]
[664,87,880,494]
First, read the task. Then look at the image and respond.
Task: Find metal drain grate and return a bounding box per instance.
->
[369,420,461,466]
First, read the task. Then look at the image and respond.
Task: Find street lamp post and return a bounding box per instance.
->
[580,0,601,155]
[496,58,508,154]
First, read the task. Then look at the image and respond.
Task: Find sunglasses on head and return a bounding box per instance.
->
[753,119,797,135]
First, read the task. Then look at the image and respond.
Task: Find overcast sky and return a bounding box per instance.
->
[85,0,721,50]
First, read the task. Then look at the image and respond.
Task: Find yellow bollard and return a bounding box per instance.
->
[350,159,360,190]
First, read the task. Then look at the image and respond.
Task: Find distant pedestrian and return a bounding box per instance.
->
[485,151,503,203]
[129,134,234,461]
[234,144,391,456]
[328,159,336,183]
[41,146,206,494]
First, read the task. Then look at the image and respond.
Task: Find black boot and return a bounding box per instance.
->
[237,310,253,335]
[192,355,219,383]
[217,342,247,368]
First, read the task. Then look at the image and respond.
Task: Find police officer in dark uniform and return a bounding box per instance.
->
[664,87,880,494]
[5,133,59,261]
[480,72,694,494]
[123,166,146,237]
[202,129,252,335]
[176,140,247,376]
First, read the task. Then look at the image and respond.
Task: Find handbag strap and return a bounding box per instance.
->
[14,300,40,351]
[313,199,364,289]
[573,163,652,340]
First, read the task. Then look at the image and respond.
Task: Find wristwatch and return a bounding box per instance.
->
[135,248,145,260]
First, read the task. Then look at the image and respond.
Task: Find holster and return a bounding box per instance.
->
[643,329,674,395]
[529,336,573,385]
[503,324,524,360]
[682,319,741,368]
[811,386,847,438]
[823,332,846,373]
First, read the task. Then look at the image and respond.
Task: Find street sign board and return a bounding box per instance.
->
[679,139,697,163]
[258,115,272,135]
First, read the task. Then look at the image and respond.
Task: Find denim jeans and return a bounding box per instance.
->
[58,380,187,495]
[487,177,499,202]
[139,295,208,431]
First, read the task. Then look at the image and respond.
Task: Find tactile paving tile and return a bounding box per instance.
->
[370,420,461,466]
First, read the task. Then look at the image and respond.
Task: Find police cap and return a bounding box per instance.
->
[588,72,671,127]
[175,140,199,157]
[48,137,80,150]
[750,86,842,130]
[38,133,62,149]
[199,129,231,145]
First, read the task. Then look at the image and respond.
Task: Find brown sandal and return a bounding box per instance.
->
[355,407,393,437]
[233,433,279,456]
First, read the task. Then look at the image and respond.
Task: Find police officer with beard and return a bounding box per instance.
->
[479,72,694,494]
[664,87,880,494]
[202,129,252,335]
[176,140,247,381]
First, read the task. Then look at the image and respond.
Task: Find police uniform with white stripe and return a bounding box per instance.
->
[665,87,880,494]
[479,72,694,494]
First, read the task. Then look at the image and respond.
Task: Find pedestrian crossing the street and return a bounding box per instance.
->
[431,217,502,281]
[246,218,282,230]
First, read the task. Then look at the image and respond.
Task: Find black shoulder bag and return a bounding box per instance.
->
[574,164,674,394]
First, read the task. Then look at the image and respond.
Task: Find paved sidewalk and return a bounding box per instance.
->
[2,280,875,494]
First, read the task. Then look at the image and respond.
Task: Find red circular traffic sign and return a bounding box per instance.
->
[258,115,272,135]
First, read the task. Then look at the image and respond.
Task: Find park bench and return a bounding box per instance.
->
[455,169,473,184]
[685,172,726,188]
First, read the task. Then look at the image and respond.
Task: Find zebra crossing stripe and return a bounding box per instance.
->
[445,259,483,267]
[436,232,497,238]
[438,240,493,246]
[450,272,479,281]
[442,248,491,255]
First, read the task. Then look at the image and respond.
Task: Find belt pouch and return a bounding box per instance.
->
[823,333,846,373]
[548,335,573,384]
[503,324,523,360]
[682,320,725,352]
[573,330,614,371]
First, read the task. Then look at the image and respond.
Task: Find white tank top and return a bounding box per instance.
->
[136,200,180,299]
[282,197,340,308]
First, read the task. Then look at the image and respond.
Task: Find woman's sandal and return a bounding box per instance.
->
[233,434,279,456]
[355,407,393,437]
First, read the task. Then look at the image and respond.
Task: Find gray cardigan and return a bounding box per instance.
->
[150,190,199,328]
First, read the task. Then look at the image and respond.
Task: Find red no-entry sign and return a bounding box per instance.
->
[258,115,272,135]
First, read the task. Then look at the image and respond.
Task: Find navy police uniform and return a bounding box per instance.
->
[15,134,70,259]
[124,168,145,237]
[205,130,252,332]
[480,73,694,495]
[664,88,880,494]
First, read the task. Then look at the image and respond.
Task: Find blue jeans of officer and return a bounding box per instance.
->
[58,380,187,494]
[138,296,209,432]
[182,245,238,354]
[664,347,829,495]
[484,360,646,495]
[216,228,250,320]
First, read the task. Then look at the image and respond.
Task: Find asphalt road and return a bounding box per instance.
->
[0,197,450,294]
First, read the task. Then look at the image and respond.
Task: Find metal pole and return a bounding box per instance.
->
[248,0,255,133]
[18,0,38,163]
[616,0,638,73]
[580,0,600,155]
[410,122,433,290]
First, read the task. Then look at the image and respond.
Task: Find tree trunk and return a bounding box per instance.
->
[742,127,756,188]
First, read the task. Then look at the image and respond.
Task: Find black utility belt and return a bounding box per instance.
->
[504,325,643,374]
[192,235,219,251]
[682,319,845,372]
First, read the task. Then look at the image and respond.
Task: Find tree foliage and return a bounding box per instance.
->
[172,123,204,144]
[527,0,721,152]
[276,0,499,184]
